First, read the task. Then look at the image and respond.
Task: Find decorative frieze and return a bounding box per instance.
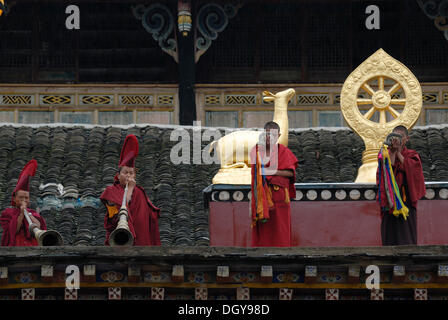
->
[172,265,184,282]
[0,249,446,300]
[83,265,96,282]
[0,267,7,285]
[348,265,360,283]
[195,287,208,300]
[205,182,448,203]
[80,95,114,106]
[157,94,174,106]
[297,94,330,105]
[65,289,78,300]
[0,94,34,106]
[108,287,122,300]
[326,288,339,300]
[21,288,35,301]
[0,87,176,125]
[40,94,74,106]
[370,289,384,300]
[41,265,53,283]
[205,95,221,105]
[225,94,257,105]
[437,264,448,283]
[120,95,154,106]
[260,265,273,283]
[414,289,427,300]
[236,287,250,300]
[422,92,439,104]
[151,287,165,300]
[392,265,406,283]
[279,288,293,300]
[217,266,230,283]
[128,265,141,283]
[305,266,317,284]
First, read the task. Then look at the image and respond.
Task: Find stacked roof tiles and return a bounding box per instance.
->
[0,124,445,245]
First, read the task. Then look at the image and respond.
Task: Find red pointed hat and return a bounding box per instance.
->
[119,134,139,168]
[12,159,37,205]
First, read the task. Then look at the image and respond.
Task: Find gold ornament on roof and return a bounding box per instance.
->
[340,48,422,183]
[211,88,295,185]
[0,0,4,17]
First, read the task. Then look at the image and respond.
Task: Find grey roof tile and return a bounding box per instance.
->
[0,125,443,245]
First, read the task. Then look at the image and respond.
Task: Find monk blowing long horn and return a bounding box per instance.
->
[23,209,63,246]
[384,132,402,146]
[109,183,134,246]
[380,132,404,210]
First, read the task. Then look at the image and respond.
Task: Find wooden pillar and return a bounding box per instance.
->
[178,8,197,125]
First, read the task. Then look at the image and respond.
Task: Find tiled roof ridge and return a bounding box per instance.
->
[0,123,446,246]
[1,122,448,131]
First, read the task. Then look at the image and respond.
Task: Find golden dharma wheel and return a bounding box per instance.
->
[340,49,422,183]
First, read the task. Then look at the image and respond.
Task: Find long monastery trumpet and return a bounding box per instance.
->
[109,183,134,246]
[384,132,402,146]
[24,209,63,246]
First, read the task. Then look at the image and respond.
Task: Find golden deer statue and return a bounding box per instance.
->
[210,88,295,185]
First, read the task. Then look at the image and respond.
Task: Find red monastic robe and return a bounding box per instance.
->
[378,147,426,211]
[377,147,426,245]
[250,143,298,247]
[0,208,46,246]
[100,181,161,246]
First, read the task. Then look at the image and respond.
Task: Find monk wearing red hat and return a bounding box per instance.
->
[0,159,47,246]
[101,134,161,246]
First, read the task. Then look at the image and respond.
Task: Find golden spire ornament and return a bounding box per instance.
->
[340,49,422,183]
[0,0,5,17]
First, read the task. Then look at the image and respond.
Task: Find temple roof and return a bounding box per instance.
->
[0,123,445,246]
[2,245,448,264]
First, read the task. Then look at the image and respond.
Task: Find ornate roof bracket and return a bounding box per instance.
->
[132,2,241,64]
[0,0,5,17]
[0,0,15,18]
[417,0,448,41]
[132,3,179,63]
[194,3,242,63]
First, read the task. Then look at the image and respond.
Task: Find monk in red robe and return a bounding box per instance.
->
[377,125,426,246]
[0,159,47,246]
[250,121,298,247]
[101,134,161,246]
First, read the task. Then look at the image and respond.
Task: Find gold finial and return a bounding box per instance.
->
[0,0,5,17]
[340,48,422,183]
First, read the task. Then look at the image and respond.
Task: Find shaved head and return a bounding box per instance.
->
[264,121,280,131]
[393,125,409,137]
